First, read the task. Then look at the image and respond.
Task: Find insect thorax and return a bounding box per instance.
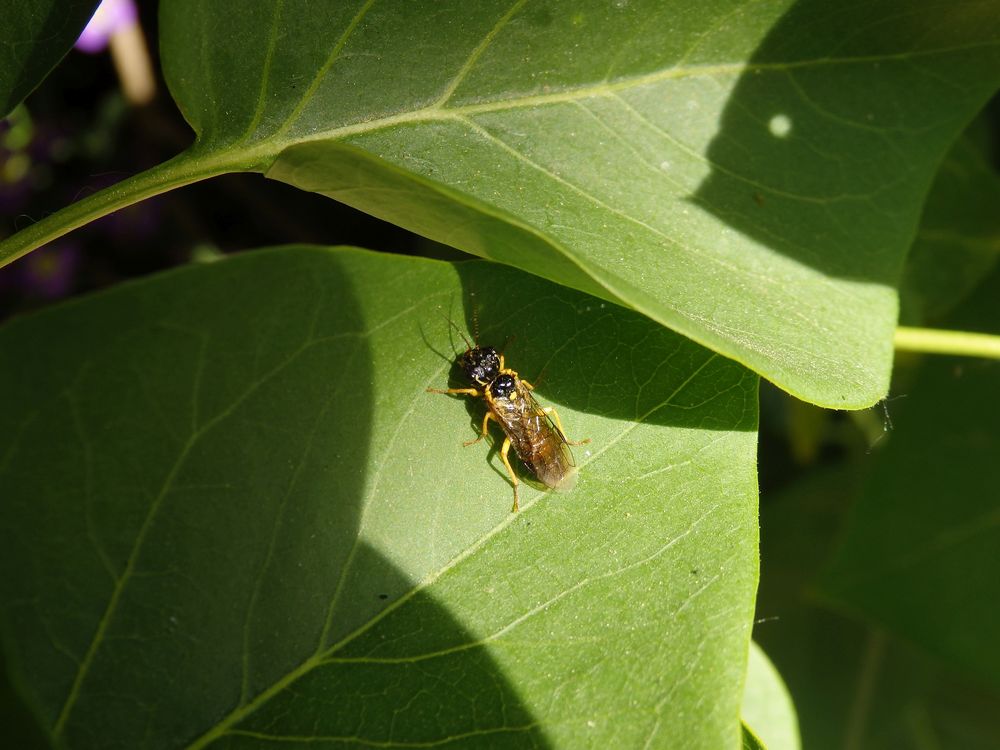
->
[489,373,517,399]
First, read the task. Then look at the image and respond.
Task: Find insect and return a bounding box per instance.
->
[428,337,588,512]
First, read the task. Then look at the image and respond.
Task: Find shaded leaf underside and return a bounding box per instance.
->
[156,0,1000,407]
[0,0,100,117]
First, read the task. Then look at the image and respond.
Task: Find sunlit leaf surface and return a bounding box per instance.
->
[741,641,800,750]
[0,247,758,748]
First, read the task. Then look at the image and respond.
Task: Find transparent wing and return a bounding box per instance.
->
[492,381,576,490]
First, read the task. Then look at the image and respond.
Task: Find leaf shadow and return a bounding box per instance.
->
[0,248,549,748]
[220,540,549,747]
[691,0,982,287]
[449,261,757,434]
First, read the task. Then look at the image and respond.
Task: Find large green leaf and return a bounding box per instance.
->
[0,246,759,748]
[5,2,998,407]
[819,261,1000,691]
[165,0,1000,408]
[756,465,1000,750]
[0,0,100,117]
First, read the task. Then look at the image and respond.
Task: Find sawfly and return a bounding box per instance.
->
[428,329,588,512]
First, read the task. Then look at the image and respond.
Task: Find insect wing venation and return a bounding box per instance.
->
[490,380,576,490]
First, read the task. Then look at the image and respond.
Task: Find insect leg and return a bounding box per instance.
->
[464,411,495,447]
[499,436,520,512]
[426,387,481,396]
[542,406,591,446]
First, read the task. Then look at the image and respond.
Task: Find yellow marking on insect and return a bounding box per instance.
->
[427,341,589,512]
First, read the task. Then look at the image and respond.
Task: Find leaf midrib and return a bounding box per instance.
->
[50,327,365,739]
[218,37,998,168]
[185,347,732,748]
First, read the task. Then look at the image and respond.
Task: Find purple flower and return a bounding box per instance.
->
[75,0,138,54]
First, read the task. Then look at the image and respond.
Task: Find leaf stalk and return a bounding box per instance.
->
[0,147,261,269]
[894,326,1000,360]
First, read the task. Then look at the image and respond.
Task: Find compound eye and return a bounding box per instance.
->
[462,346,501,384]
[461,348,485,382]
[480,347,500,380]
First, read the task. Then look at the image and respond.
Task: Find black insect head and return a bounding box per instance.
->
[461,346,500,385]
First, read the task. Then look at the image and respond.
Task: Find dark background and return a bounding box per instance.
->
[0,4,469,323]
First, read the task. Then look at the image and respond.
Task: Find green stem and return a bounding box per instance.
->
[0,148,262,268]
[895,326,1000,359]
[842,629,885,750]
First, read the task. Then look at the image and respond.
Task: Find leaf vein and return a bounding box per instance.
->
[241,0,286,142]
[224,723,540,747]
[323,504,718,667]
[273,0,378,140]
[52,330,359,736]
[432,0,529,109]
[239,340,366,704]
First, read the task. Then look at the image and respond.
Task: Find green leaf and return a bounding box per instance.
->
[899,116,1000,324]
[0,1,100,117]
[0,246,759,748]
[741,642,800,750]
[819,260,1000,691]
[172,0,1000,408]
[0,649,50,750]
[6,2,998,407]
[756,463,1000,750]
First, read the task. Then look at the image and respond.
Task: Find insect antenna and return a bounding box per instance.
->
[419,319,455,365]
[437,308,472,353]
[530,365,550,390]
[468,288,481,344]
